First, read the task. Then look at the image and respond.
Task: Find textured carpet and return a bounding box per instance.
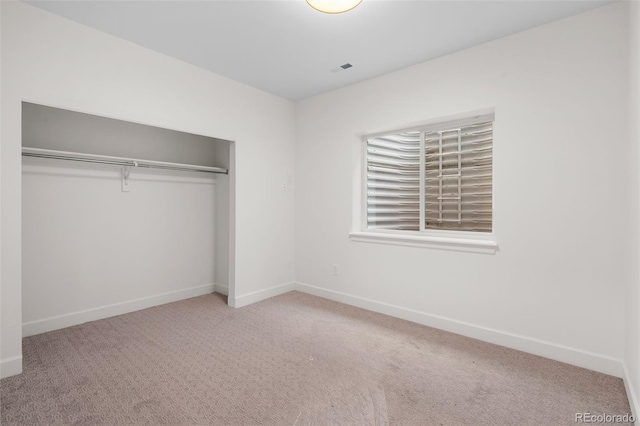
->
[0,291,632,425]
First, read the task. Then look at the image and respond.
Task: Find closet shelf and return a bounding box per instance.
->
[22,147,228,175]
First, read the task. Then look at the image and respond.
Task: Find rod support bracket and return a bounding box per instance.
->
[122,166,131,192]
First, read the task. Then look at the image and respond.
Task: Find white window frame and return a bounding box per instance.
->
[349,109,498,254]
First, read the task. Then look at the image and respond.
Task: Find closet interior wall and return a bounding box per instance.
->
[21,102,231,336]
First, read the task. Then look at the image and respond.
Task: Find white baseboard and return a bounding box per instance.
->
[295,282,623,378]
[215,283,229,296]
[14,278,628,386]
[22,283,215,337]
[623,363,640,425]
[234,281,295,308]
[1,356,23,379]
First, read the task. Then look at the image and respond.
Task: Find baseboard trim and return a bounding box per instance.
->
[1,356,23,379]
[22,283,215,337]
[17,279,626,383]
[623,363,640,425]
[295,282,623,378]
[234,282,295,308]
[214,283,229,296]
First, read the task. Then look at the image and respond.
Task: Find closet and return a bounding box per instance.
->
[21,102,232,336]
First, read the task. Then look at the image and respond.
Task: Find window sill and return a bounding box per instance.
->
[348,231,498,254]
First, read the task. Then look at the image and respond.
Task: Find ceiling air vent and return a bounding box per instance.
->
[331,63,353,73]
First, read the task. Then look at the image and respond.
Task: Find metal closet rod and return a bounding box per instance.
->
[21,147,228,175]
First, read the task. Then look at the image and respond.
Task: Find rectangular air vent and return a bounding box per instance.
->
[331,63,354,73]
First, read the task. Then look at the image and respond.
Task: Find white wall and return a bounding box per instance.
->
[295,3,628,376]
[626,0,640,419]
[0,0,3,380]
[1,0,296,377]
[214,141,231,293]
[21,162,217,336]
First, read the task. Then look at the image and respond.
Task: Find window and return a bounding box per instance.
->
[352,113,496,253]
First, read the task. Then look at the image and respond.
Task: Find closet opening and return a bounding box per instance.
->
[21,102,234,337]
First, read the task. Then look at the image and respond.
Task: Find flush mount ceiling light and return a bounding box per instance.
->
[306,0,362,14]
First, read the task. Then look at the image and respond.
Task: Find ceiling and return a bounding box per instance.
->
[27,0,616,101]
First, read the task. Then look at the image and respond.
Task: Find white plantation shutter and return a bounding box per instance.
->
[366,117,493,233]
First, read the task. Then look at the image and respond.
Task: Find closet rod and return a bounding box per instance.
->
[21,147,228,175]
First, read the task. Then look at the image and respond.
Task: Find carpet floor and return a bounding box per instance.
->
[0,291,633,425]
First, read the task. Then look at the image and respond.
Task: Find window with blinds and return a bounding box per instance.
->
[366,116,493,233]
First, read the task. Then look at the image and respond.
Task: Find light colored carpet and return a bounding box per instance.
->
[0,291,632,425]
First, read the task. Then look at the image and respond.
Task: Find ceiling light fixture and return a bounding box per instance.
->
[306,0,362,14]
